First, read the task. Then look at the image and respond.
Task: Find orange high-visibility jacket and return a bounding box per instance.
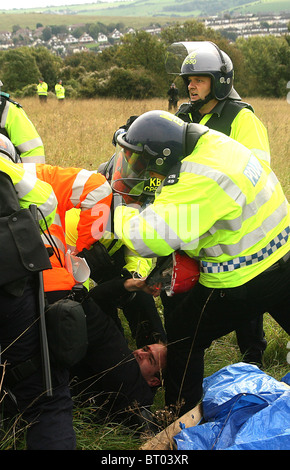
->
[22,163,112,292]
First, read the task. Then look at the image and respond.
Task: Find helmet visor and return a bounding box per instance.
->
[165,41,211,74]
[111,145,161,203]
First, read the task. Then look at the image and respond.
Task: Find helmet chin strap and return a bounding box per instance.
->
[189,92,213,112]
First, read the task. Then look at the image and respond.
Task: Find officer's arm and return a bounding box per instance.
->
[5,103,45,163]
[0,157,57,231]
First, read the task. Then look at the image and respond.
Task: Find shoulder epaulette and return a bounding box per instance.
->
[176,102,194,123]
[0,92,22,108]
[176,102,192,115]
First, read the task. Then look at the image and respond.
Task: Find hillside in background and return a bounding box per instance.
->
[2,0,290,20]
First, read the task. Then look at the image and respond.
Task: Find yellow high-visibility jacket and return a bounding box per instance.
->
[0,155,56,231]
[114,129,289,288]
[37,81,48,96]
[55,83,65,100]
[0,94,45,163]
[177,99,271,164]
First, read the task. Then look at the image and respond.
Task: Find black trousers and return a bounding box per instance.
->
[162,295,266,366]
[164,257,290,417]
[0,280,75,450]
[122,291,167,347]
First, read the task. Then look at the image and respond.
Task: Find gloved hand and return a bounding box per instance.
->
[77,241,117,283]
[112,115,139,146]
[112,128,126,146]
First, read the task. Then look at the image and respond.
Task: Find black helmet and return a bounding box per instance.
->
[0,134,20,163]
[111,110,208,204]
[110,110,187,203]
[116,110,187,177]
[180,41,237,101]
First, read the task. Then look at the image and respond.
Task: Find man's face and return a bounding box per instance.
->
[133,343,167,387]
[187,75,211,102]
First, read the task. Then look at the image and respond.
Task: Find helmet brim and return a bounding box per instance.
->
[117,132,143,154]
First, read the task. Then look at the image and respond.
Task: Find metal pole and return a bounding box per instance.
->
[30,204,52,397]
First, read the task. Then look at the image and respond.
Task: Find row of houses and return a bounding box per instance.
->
[0,23,161,55]
[0,14,288,54]
[204,13,290,38]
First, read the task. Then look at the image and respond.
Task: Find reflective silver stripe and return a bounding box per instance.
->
[50,212,61,227]
[70,169,112,207]
[0,100,9,127]
[70,169,99,206]
[201,226,290,273]
[212,172,279,233]
[38,190,58,220]
[200,170,279,245]
[18,163,56,220]
[14,172,37,198]
[128,205,182,257]
[141,206,181,247]
[1,102,44,161]
[41,231,66,255]
[180,160,285,256]
[17,137,44,153]
[21,155,45,163]
[128,217,158,258]
[201,199,288,258]
[80,180,112,209]
[181,160,245,204]
[181,161,277,218]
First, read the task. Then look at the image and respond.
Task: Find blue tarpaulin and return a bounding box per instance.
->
[174,363,290,450]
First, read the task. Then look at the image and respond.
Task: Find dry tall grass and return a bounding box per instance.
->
[22,96,289,198]
[2,96,289,450]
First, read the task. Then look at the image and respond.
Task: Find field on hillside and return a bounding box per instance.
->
[22,95,290,197]
[0,12,185,31]
[2,0,289,20]
[1,96,289,450]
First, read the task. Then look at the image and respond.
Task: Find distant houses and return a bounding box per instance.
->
[0,24,129,54]
[204,13,290,38]
[0,14,289,54]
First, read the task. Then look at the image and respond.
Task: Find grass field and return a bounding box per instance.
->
[0,12,187,32]
[1,0,289,22]
[22,95,289,197]
[1,96,289,450]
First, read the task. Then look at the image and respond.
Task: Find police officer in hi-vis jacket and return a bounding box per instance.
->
[165,41,271,367]
[112,110,290,417]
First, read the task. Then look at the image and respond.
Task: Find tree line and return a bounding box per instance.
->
[0,19,289,100]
